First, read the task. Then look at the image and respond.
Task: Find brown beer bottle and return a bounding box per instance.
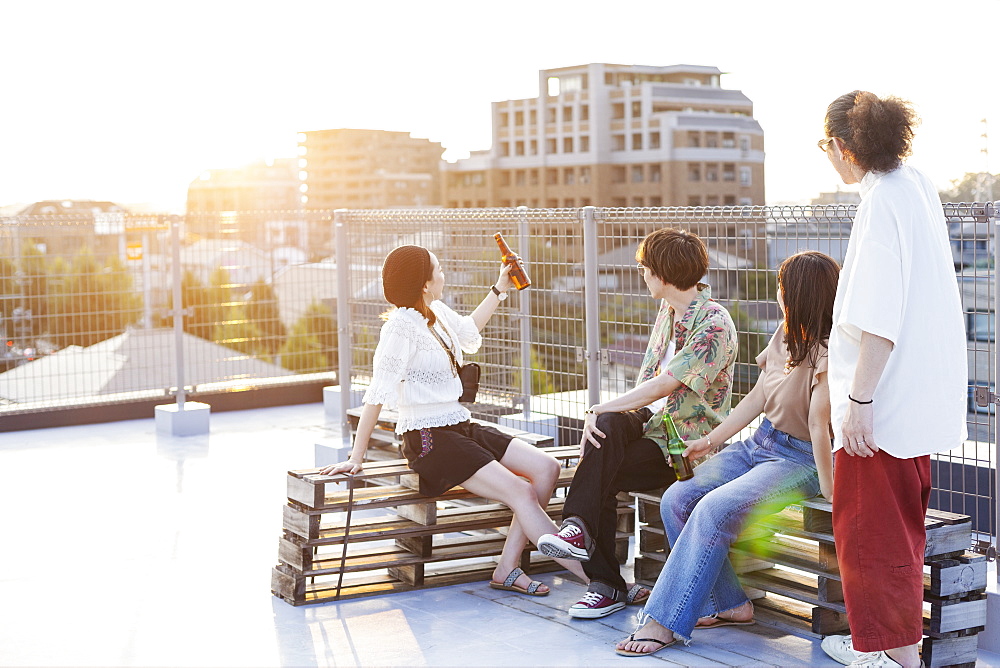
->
[494,233,531,290]
[661,412,694,481]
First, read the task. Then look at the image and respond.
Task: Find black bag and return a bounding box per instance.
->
[430,325,480,404]
[458,363,481,403]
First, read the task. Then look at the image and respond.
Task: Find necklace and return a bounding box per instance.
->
[783,356,794,375]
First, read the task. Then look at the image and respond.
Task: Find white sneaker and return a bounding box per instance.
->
[848,651,903,667]
[821,635,864,665]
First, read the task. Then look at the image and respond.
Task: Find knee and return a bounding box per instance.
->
[504,477,538,509]
[660,480,696,524]
[538,455,561,486]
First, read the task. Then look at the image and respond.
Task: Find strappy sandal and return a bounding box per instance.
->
[489,567,549,596]
[615,633,677,657]
[625,583,651,606]
[695,601,755,629]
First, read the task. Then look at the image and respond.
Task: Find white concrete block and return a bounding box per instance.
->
[498,411,559,447]
[980,561,1000,653]
[323,385,365,418]
[155,401,211,437]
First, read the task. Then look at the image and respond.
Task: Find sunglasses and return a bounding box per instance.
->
[636,263,646,275]
[817,137,837,152]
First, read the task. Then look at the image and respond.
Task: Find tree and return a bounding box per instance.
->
[299,301,337,367]
[940,172,1000,203]
[512,347,557,395]
[245,280,286,355]
[47,247,142,347]
[181,268,231,341]
[739,269,778,301]
[212,304,266,357]
[278,317,328,373]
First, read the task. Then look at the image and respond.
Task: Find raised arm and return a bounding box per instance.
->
[470,263,514,331]
[319,402,383,475]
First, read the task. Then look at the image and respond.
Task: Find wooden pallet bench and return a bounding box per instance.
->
[631,490,986,668]
[273,416,634,606]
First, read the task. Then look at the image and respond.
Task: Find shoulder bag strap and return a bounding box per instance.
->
[428,325,461,377]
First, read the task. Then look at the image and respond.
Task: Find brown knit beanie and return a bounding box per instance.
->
[382,245,432,307]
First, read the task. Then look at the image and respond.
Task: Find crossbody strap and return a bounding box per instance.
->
[428,325,461,377]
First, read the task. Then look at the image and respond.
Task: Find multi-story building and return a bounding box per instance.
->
[186,159,303,248]
[442,63,764,211]
[298,129,443,210]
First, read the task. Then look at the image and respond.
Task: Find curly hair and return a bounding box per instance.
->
[778,251,840,369]
[824,90,919,173]
[636,227,709,291]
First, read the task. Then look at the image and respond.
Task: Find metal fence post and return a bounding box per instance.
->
[171,216,186,410]
[517,206,532,419]
[582,206,601,409]
[335,209,353,446]
[994,201,1000,580]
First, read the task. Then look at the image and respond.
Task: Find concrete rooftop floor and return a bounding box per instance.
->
[0,401,997,667]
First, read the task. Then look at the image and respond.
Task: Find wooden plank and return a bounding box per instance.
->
[731,535,841,580]
[925,553,987,598]
[927,595,988,635]
[738,568,846,613]
[922,634,980,668]
[924,521,972,559]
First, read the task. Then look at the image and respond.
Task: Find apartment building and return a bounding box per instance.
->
[443,63,764,211]
[298,129,443,210]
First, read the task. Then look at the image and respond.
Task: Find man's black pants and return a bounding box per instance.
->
[563,407,676,593]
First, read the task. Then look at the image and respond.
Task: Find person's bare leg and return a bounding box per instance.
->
[884,644,920,667]
[495,439,588,583]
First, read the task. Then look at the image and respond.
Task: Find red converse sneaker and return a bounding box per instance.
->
[537,518,591,561]
[568,590,626,619]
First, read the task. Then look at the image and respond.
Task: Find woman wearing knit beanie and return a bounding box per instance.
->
[321,244,587,595]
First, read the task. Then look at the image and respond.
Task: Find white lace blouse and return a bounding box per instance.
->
[363,301,483,433]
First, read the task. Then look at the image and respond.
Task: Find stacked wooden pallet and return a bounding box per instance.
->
[631,492,986,668]
[272,415,633,606]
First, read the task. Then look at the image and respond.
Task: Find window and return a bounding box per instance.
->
[631,165,644,183]
[706,196,720,206]
[499,112,509,127]
[546,138,557,154]
[649,132,660,149]
[740,167,752,186]
[499,171,511,186]
[650,164,661,182]
[579,135,590,152]
[530,109,537,125]
[612,134,626,151]
[706,132,719,148]
[563,106,573,122]
[632,196,644,206]
[463,200,472,207]
[724,195,736,205]
[706,163,719,181]
[688,164,701,181]
[530,139,538,155]
[688,131,700,147]
[546,198,559,208]
[612,197,627,206]
[515,170,526,186]
[650,196,662,206]
[501,200,512,207]
[564,168,575,185]
[515,110,524,126]
[546,169,558,185]
[633,133,643,150]
[722,132,736,148]
[740,137,750,152]
[477,200,486,207]
[612,166,626,183]
[612,103,625,119]
[529,169,539,186]
[740,197,753,205]
[580,105,589,121]
[688,195,701,206]
[631,101,641,117]
[499,143,510,157]
[564,198,575,207]
[723,163,735,181]
[581,197,591,206]
[580,166,591,184]
[515,140,525,156]
[547,107,557,123]
[563,137,574,153]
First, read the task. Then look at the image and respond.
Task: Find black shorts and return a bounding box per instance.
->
[400,421,513,497]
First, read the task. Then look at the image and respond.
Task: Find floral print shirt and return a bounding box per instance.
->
[639,284,738,458]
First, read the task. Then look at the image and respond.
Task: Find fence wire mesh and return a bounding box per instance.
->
[0,203,995,545]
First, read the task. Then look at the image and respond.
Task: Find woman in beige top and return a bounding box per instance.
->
[616,251,839,657]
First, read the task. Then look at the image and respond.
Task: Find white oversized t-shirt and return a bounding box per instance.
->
[829,165,967,458]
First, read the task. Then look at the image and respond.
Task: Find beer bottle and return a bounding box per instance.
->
[494,233,531,290]
[661,412,694,481]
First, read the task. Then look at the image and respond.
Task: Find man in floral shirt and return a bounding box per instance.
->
[538,227,738,619]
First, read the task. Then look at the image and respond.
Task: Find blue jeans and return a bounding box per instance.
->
[641,419,821,640]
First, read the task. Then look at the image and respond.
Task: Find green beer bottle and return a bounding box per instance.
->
[661,412,694,481]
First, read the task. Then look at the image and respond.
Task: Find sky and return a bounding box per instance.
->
[2,0,998,212]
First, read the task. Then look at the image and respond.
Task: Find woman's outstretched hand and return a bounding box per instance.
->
[682,437,713,460]
[495,262,515,293]
[319,460,363,476]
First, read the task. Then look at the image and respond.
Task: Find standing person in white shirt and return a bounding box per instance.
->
[320,245,587,596]
[817,92,967,668]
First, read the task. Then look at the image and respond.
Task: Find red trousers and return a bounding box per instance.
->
[832,448,930,652]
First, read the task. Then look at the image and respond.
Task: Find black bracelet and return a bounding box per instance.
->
[848,394,873,405]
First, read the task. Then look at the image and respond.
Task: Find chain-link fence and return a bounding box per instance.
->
[0,203,995,550]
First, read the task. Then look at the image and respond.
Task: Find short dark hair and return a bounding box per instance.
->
[778,251,840,368]
[635,228,709,291]
[824,90,918,173]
